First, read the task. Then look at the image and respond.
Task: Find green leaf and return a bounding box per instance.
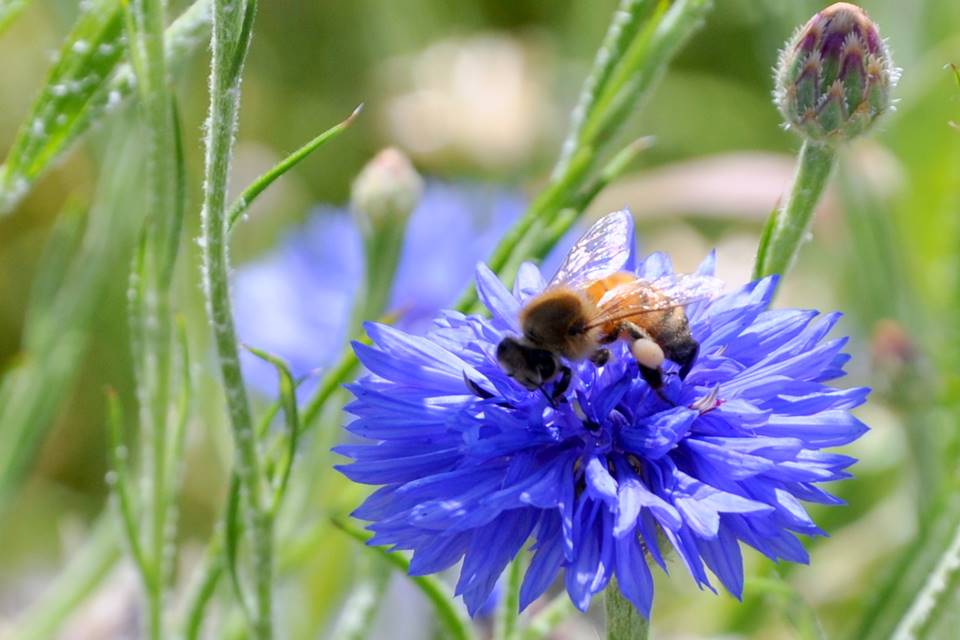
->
[0,122,146,511]
[224,473,255,624]
[495,556,525,640]
[242,344,302,512]
[332,516,475,640]
[227,104,362,231]
[0,0,32,36]
[327,552,392,640]
[852,492,960,640]
[0,0,125,215]
[0,0,212,216]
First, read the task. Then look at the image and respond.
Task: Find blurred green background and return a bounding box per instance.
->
[0,0,958,638]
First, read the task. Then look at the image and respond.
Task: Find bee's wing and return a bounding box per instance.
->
[548,210,635,289]
[585,273,724,330]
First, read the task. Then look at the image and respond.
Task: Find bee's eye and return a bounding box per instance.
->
[568,322,585,336]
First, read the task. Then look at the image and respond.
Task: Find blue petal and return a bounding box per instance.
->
[695,525,744,598]
[475,263,521,331]
[519,511,564,610]
[761,411,869,447]
[621,406,698,459]
[614,532,654,617]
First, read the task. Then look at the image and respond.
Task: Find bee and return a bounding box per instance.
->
[495,210,722,400]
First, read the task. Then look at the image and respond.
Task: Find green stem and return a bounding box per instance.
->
[183,533,226,640]
[201,1,271,638]
[752,141,837,280]
[495,556,524,640]
[552,0,652,179]
[892,518,960,639]
[604,579,650,640]
[123,1,180,637]
[454,0,711,313]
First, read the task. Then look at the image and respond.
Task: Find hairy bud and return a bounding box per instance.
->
[775,3,896,144]
[351,147,424,232]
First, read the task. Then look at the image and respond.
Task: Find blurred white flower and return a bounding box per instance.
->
[381,33,556,170]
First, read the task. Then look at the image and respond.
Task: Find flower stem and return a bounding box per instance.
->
[604,579,650,640]
[200,1,271,638]
[752,140,837,280]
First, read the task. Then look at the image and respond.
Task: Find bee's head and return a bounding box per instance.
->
[496,336,559,390]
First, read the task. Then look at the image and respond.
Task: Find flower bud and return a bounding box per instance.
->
[350,147,424,233]
[775,3,896,144]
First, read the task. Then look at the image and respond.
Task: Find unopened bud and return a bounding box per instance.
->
[351,147,424,232]
[775,3,896,144]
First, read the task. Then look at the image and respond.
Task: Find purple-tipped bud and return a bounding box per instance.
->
[775,3,896,143]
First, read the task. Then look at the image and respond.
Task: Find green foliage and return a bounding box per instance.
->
[2,1,960,639]
[0,0,211,216]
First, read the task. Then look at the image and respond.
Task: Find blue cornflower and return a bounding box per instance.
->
[336,213,869,617]
[233,181,525,394]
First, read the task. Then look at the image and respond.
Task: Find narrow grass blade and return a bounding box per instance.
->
[227,104,362,231]
[0,123,145,511]
[893,518,960,639]
[495,556,525,640]
[327,552,392,640]
[0,0,125,214]
[0,0,31,35]
[852,493,960,639]
[0,0,212,216]
[242,344,301,512]
[225,473,255,624]
[332,516,475,640]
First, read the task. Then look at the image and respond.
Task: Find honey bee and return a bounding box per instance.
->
[495,210,722,400]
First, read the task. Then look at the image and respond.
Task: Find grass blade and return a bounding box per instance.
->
[227,104,362,231]
[0,0,125,214]
[0,0,212,216]
[242,344,301,512]
[332,516,475,640]
[0,0,31,35]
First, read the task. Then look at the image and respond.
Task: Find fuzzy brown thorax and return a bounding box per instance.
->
[519,287,599,361]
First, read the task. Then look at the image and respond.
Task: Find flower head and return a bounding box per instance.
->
[337,219,869,617]
[775,2,896,143]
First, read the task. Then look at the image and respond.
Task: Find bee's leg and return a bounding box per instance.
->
[674,342,700,380]
[590,348,611,367]
[619,320,652,342]
[639,364,663,390]
[551,365,573,402]
[537,384,557,409]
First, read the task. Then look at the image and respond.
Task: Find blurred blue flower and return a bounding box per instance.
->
[233,181,525,394]
[336,245,869,617]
